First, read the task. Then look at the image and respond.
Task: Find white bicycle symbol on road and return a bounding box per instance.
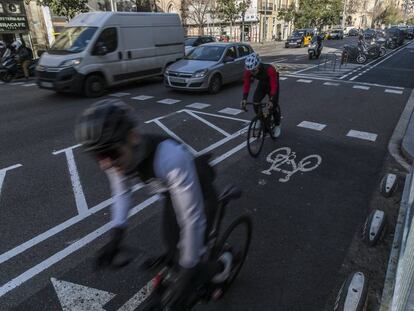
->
[261,147,322,183]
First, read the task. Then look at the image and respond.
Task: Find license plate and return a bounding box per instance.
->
[171,78,187,83]
[289,42,297,45]
[40,81,53,88]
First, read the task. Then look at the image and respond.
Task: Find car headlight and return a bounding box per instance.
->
[60,58,82,68]
[297,39,302,43]
[193,69,208,78]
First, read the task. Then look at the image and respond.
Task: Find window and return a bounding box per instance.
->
[95,28,118,53]
[237,45,251,57]
[0,4,3,13]
[225,46,237,59]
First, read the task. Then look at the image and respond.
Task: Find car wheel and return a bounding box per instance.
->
[208,74,222,94]
[84,74,106,98]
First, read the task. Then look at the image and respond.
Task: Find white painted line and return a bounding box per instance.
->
[218,107,243,115]
[323,82,340,86]
[186,102,211,109]
[117,281,153,311]
[197,126,249,155]
[51,278,115,310]
[10,82,24,85]
[0,164,22,202]
[0,183,145,265]
[297,79,313,83]
[0,137,250,298]
[297,121,327,131]
[110,92,131,97]
[53,147,88,216]
[347,130,378,142]
[186,109,249,123]
[273,58,288,63]
[184,110,231,137]
[385,89,403,95]
[0,195,159,298]
[353,85,370,90]
[131,95,154,101]
[0,81,4,85]
[153,119,197,155]
[22,83,37,87]
[53,144,82,155]
[157,98,181,105]
[279,77,288,80]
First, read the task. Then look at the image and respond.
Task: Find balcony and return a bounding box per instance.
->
[258,2,274,12]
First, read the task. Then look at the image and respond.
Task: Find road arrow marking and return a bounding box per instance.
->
[51,278,115,311]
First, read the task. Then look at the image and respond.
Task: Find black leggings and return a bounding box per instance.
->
[253,82,281,126]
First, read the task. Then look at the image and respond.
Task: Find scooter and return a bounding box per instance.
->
[342,41,385,64]
[308,39,323,59]
[0,55,37,82]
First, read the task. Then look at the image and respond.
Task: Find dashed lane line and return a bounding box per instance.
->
[219,107,243,115]
[353,85,370,90]
[131,95,154,101]
[110,92,131,97]
[297,121,327,131]
[186,103,210,109]
[385,89,404,95]
[323,82,340,86]
[157,98,181,105]
[347,129,378,142]
[297,79,313,83]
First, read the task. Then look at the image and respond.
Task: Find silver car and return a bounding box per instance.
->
[164,42,254,94]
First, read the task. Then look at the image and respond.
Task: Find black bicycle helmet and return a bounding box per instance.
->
[75,98,137,154]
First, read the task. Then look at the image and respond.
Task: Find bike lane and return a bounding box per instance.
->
[11,117,387,310]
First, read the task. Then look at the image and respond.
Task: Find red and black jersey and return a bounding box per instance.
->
[243,63,279,100]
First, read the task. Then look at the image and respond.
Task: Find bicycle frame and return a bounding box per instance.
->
[247,102,274,135]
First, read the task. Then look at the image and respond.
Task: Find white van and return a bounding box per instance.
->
[36,12,184,97]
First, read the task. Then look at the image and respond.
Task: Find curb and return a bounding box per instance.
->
[389,89,414,172]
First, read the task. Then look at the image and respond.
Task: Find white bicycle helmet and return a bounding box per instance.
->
[245,53,261,71]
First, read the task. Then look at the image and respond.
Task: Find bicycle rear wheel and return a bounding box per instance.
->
[215,215,252,294]
[247,116,265,157]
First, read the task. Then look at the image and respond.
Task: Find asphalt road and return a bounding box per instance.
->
[0,36,412,311]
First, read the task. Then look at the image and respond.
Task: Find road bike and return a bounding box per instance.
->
[139,185,252,311]
[246,102,278,158]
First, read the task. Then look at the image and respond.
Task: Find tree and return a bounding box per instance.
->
[216,0,240,39]
[187,0,212,35]
[279,0,342,29]
[181,0,190,34]
[373,3,404,26]
[239,0,251,41]
[29,0,89,20]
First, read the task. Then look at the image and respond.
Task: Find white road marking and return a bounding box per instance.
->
[279,77,288,80]
[0,183,144,265]
[347,130,378,142]
[0,137,250,298]
[53,147,88,216]
[323,82,340,86]
[218,107,243,115]
[185,109,249,123]
[53,144,82,155]
[0,195,159,298]
[157,98,181,105]
[353,85,370,90]
[385,89,403,95]
[117,281,153,311]
[297,121,327,131]
[131,95,154,101]
[22,83,37,87]
[153,119,197,155]
[273,58,288,63]
[198,126,249,156]
[297,79,313,83]
[10,82,24,85]
[184,110,231,137]
[186,102,210,109]
[51,278,115,310]
[110,92,131,97]
[0,164,22,203]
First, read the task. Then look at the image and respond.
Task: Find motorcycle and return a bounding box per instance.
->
[342,41,385,64]
[308,37,323,59]
[0,55,37,82]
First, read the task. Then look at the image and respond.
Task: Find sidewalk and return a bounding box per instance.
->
[402,94,414,163]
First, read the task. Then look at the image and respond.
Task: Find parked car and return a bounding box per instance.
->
[406,27,414,40]
[285,29,314,48]
[164,42,253,94]
[348,28,360,36]
[185,35,216,55]
[363,29,377,40]
[36,12,184,97]
[327,29,344,40]
[343,26,355,36]
[385,27,405,48]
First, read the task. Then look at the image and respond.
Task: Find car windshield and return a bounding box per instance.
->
[185,46,225,61]
[50,26,98,54]
[292,31,305,37]
[185,38,198,46]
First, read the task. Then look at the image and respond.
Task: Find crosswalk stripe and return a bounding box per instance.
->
[385,89,403,95]
[323,82,340,86]
[297,121,327,131]
[131,95,154,101]
[186,103,210,109]
[157,98,181,105]
[219,108,242,115]
[347,130,377,142]
[297,79,313,83]
[353,85,370,90]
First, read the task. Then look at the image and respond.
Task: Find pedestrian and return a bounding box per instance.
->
[11,40,33,80]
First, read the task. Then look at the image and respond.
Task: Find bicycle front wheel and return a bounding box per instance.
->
[247,116,265,158]
[215,215,252,294]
